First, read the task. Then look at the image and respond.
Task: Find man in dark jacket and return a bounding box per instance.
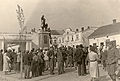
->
[81,47,88,75]
[0,49,3,71]
[57,47,64,75]
[47,47,55,75]
[75,44,84,76]
[23,51,30,79]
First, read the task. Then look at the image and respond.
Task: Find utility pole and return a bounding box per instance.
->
[16,4,25,79]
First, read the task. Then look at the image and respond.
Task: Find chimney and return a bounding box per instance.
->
[81,27,84,31]
[113,19,116,24]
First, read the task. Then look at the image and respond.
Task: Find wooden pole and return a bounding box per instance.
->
[16,4,25,79]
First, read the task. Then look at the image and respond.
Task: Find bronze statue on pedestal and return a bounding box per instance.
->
[41,15,48,31]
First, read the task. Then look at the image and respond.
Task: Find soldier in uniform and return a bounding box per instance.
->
[107,41,120,81]
[47,47,55,75]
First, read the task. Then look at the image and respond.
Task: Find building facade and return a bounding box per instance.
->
[57,27,95,47]
[89,20,120,47]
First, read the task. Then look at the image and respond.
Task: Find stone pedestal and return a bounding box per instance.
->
[39,31,50,49]
[26,41,32,51]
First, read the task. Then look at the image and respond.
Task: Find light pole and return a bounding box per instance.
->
[16,4,25,79]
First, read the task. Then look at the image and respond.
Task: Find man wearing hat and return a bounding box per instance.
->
[74,44,84,76]
[106,41,120,81]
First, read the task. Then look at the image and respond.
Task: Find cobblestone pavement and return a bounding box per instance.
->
[0,66,117,81]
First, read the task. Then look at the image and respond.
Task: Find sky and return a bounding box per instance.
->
[0,0,120,33]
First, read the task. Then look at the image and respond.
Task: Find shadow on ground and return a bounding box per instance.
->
[35,67,76,81]
[98,75,111,81]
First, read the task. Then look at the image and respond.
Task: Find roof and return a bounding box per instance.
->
[51,30,64,35]
[89,22,120,39]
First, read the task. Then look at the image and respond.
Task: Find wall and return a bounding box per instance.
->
[31,33,39,49]
[89,34,120,47]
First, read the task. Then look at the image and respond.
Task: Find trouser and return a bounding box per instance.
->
[49,59,54,74]
[74,62,78,70]
[13,62,17,72]
[54,58,57,67]
[45,60,49,71]
[107,63,117,81]
[24,65,30,78]
[58,61,62,74]
[38,63,42,76]
[58,61,64,74]
[81,59,86,75]
[78,64,82,76]
[32,62,39,77]
[16,62,20,72]
[66,56,72,67]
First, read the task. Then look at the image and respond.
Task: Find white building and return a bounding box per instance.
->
[50,30,64,47]
[89,19,120,47]
[57,27,95,47]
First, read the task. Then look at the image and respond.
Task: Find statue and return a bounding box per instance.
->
[45,23,48,31]
[41,15,49,31]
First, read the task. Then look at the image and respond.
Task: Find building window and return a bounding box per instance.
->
[67,32,69,34]
[54,40,57,44]
[76,34,79,40]
[62,38,64,43]
[67,36,69,42]
[71,35,74,41]
[44,35,48,44]
[59,39,61,43]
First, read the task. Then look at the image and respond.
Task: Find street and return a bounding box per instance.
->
[0,65,115,81]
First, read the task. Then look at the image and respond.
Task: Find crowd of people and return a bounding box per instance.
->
[0,44,89,79]
[0,41,120,81]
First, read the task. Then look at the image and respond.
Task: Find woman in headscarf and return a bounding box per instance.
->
[89,46,100,81]
[3,50,10,75]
